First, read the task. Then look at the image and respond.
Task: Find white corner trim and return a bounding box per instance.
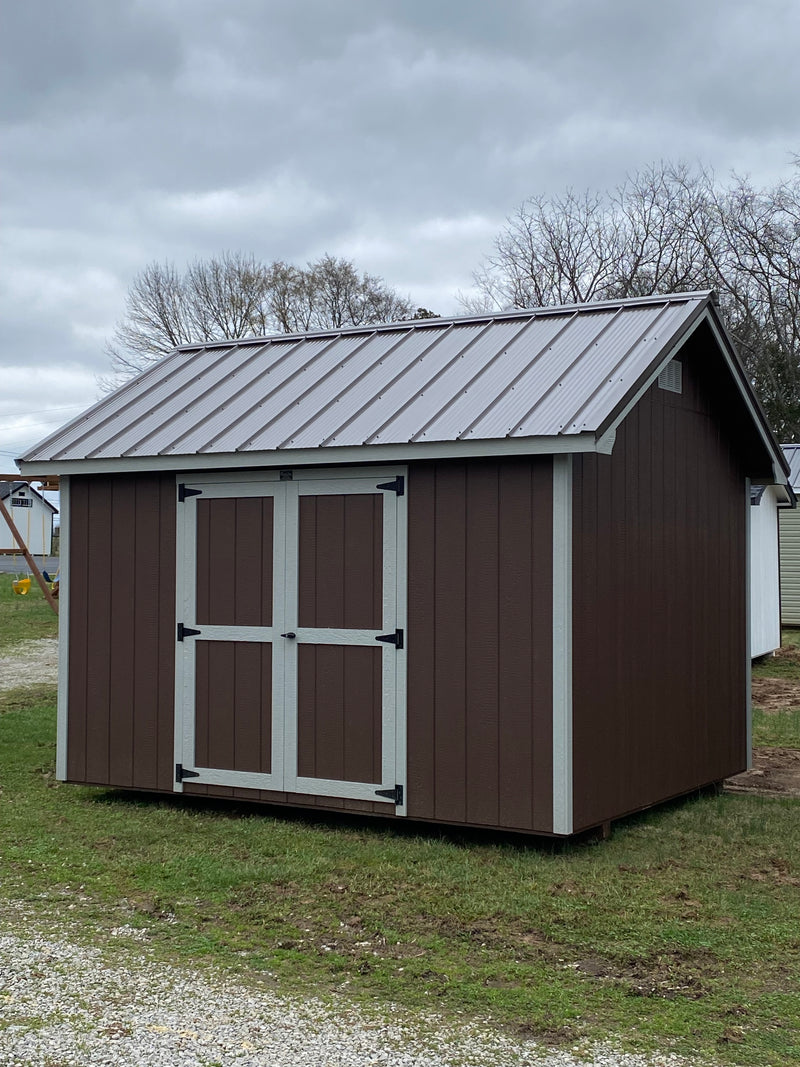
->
[55,477,70,781]
[745,477,753,770]
[552,455,573,835]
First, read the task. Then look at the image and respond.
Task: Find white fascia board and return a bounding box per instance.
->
[17,433,603,479]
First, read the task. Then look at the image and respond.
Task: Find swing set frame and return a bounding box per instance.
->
[0,475,59,615]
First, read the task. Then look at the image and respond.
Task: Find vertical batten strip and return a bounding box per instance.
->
[55,477,70,780]
[745,477,752,770]
[172,478,187,792]
[552,455,573,835]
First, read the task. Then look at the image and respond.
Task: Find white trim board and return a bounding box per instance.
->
[18,432,604,478]
[551,455,573,835]
[55,477,70,781]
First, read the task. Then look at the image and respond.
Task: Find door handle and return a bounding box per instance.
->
[280,632,297,639]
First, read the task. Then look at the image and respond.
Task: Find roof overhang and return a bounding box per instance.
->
[17,430,612,479]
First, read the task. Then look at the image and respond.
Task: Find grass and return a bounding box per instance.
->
[0,573,59,650]
[753,706,800,748]
[1,689,800,1065]
[2,601,800,1062]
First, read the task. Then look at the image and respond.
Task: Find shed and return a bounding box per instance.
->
[18,291,789,837]
[750,483,793,656]
[0,480,57,556]
[779,445,800,625]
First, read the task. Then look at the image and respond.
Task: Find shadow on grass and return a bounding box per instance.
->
[85,779,731,855]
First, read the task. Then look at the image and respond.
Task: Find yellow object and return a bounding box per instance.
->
[12,577,31,596]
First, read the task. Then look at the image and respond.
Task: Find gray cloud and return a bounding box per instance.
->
[2,0,800,458]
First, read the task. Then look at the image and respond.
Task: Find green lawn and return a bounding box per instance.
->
[0,572,59,649]
[753,706,800,749]
[1,687,800,1065]
[2,592,800,1062]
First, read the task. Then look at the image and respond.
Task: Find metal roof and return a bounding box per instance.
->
[18,290,782,477]
[782,444,800,489]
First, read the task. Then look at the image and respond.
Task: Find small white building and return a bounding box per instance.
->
[751,483,792,656]
[0,481,57,556]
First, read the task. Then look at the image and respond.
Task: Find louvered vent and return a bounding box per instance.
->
[658,360,682,393]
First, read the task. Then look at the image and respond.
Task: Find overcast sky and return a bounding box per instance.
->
[3,0,800,466]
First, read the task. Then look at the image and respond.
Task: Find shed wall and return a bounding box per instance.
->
[571,346,748,833]
[66,473,176,790]
[405,458,554,832]
[65,457,554,833]
[779,506,800,626]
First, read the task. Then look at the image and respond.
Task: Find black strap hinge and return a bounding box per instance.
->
[175,763,200,782]
[375,628,403,649]
[376,476,404,496]
[178,484,203,502]
[375,784,403,805]
[177,623,201,642]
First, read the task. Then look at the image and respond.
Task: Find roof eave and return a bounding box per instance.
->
[17,431,610,479]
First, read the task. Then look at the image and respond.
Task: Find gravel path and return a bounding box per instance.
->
[0,921,689,1067]
[0,638,58,691]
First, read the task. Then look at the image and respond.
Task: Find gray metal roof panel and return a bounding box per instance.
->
[155,335,353,455]
[275,327,444,449]
[544,301,690,435]
[782,444,800,488]
[241,328,439,451]
[459,309,613,439]
[23,292,738,464]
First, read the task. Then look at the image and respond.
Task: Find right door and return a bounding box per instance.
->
[285,474,403,805]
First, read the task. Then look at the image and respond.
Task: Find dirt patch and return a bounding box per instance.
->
[751,676,800,711]
[725,747,800,797]
[572,946,716,1000]
[0,638,58,692]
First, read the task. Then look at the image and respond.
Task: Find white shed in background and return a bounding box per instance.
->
[751,483,791,656]
[779,445,800,627]
[0,481,57,556]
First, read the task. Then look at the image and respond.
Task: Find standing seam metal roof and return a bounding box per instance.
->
[22,291,729,464]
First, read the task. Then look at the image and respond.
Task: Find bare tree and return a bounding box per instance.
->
[104,253,418,389]
[469,161,800,439]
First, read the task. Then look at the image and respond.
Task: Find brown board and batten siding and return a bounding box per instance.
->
[406,457,554,832]
[66,457,555,833]
[67,473,176,792]
[571,330,748,833]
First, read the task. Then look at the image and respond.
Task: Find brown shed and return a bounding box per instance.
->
[19,291,789,836]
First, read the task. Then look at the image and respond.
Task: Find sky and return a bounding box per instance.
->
[3,0,800,467]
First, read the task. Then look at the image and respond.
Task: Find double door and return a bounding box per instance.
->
[173,467,406,811]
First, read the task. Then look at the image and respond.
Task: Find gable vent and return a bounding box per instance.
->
[658,359,682,394]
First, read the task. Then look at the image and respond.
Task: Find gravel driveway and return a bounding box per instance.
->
[0,917,689,1067]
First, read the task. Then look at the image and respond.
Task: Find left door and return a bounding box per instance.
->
[175,477,286,790]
